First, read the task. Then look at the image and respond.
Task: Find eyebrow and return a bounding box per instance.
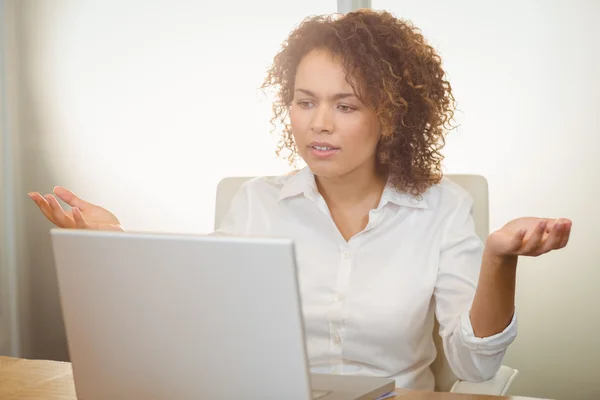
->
[295,88,356,100]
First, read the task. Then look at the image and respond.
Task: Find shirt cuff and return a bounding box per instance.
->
[459,310,518,355]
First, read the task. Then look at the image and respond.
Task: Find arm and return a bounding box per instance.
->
[469,251,517,338]
[212,180,254,236]
[471,217,571,338]
[435,196,571,381]
[434,197,518,382]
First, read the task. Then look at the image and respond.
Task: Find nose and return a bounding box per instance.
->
[310,105,334,134]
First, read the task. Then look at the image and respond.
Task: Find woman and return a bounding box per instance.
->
[29,9,571,390]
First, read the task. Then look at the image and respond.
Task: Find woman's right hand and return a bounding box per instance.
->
[28,187,124,231]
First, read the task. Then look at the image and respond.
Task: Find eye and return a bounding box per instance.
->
[296,100,314,109]
[337,104,356,113]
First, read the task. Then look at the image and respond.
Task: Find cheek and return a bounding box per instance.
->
[289,109,299,130]
[290,108,306,125]
[353,136,379,160]
[290,109,307,144]
[344,119,380,152]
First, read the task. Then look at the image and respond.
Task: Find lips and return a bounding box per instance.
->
[309,142,339,151]
[311,145,338,151]
[308,142,340,158]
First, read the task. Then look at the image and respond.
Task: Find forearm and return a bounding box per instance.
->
[469,245,518,338]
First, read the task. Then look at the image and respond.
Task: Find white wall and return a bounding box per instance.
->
[9,0,334,360]
[373,1,600,399]
[16,0,339,235]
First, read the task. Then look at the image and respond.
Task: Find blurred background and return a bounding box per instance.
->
[1,1,598,399]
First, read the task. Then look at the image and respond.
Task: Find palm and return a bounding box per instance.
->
[64,204,120,228]
[29,187,123,231]
[487,217,572,257]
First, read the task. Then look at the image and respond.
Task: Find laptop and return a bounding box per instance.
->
[50,229,396,400]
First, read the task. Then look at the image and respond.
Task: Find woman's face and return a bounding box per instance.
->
[290,49,381,180]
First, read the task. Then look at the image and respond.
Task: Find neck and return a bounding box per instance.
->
[315,163,387,207]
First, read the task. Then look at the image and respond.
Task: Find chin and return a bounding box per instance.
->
[304,160,347,179]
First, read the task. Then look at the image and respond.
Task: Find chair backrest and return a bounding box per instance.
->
[214,174,489,392]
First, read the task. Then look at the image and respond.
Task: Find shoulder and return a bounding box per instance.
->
[228,170,300,201]
[421,176,478,216]
[215,171,299,234]
[421,176,486,243]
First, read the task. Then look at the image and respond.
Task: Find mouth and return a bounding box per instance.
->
[309,144,340,158]
[311,145,339,151]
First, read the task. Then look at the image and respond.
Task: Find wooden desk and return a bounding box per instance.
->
[0,357,549,400]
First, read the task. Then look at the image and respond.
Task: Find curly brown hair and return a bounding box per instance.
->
[261,9,456,196]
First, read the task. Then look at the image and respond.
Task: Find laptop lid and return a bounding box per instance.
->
[51,229,312,399]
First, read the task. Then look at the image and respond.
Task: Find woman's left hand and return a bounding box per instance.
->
[486,217,572,258]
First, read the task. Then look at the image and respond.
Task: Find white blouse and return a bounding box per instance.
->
[214,167,517,390]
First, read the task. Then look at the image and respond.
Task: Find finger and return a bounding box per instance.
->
[72,207,91,229]
[558,219,572,249]
[542,219,564,252]
[53,186,90,211]
[509,229,527,253]
[28,192,60,225]
[521,219,548,254]
[45,194,75,228]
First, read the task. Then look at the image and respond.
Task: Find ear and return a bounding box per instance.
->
[380,126,393,138]
[376,115,392,137]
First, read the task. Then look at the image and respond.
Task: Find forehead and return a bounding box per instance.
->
[294,49,357,95]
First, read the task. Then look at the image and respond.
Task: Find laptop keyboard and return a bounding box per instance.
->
[311,390,331,399]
